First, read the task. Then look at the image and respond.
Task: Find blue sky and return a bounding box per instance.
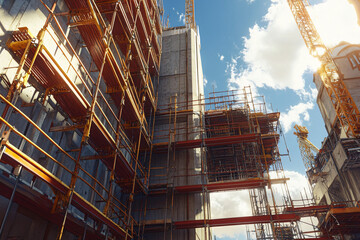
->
[163,0,326,173]
[163,0,360,239]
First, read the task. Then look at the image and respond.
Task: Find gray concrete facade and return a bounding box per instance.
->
[312,43,360,210]
[143,27,207,240]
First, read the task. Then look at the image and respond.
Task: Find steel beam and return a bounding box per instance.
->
[172,178,288,194]
[154,133,261,150]
[153,133,280,150]
[173,213,300,229]
[284,205,330,217]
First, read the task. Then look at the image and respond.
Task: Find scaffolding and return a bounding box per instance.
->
[141,85,360,239]
[0,0,162,239]
[142,86,319,239]
[0,1,360,240]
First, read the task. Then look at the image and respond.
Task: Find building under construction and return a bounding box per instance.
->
[290,0,360,239]
[310,41,360,205]
[298,42,360,238]
[0,0,360,240]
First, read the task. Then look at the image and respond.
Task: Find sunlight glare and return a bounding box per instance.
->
[308,0,360,47]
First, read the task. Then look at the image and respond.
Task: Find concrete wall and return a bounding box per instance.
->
[0,194,77,240]
[312,43,360,207]
[314,43,360,136]
[145,27,207,240]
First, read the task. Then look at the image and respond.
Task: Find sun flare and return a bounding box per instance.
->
[308,0,360,47]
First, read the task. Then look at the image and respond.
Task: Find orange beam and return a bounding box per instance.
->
[288,0,360,137]
[175,178,268,193]
[174,213,300,229]
[174,178,288,193]
[153,133,279,150]
[1,142,129,238]
[284,205,330,217]
[149,178,288,195]
[153,133,261,150]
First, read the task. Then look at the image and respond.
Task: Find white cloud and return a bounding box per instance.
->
[203,77,208,86]
[208,1,353,237]
[295,87,318,102]
[211,171,314,238]
[174,10,185,24]
[271,171,318,236]
[227,56,260,98]
[309,0,360,47]
[211,81,218,90]
[236,0,318,91]
[227,0,359,132]
[219,54,225,61]
[226,0,319,113]
[233,0,360,93]
[271,170,311,200]
[211,190,251,238]
[280,102,314,133]
[177,12,185,24]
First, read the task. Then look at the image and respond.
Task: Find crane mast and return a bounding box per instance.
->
[185,0,196,30]
[288,0,360,138]
[294,125,319,170]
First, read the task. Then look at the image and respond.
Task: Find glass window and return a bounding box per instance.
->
[348,51,360,69]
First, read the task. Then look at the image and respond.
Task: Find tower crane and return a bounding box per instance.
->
[185,0,196,30]
[287,0,360,138]
[293,125,319,171]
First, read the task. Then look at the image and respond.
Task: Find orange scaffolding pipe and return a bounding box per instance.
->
[153,133,279,150]
[148,178,288,194]
[0,142,129,238]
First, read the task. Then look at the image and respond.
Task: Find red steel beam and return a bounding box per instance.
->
[174,178,290,193]
[153,133,262,150]
[149,178,288,195]
[173,213,300,229]
[149,179,266,195]
[175,178,268,193]
[154,133,280,150]
[284,205,330,217]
